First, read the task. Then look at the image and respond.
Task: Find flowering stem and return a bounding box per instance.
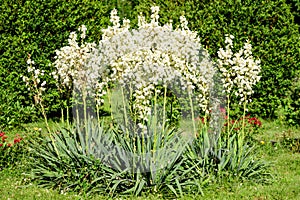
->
[66,105,70,128]
[121,87,129,137]
[153,88,158,161]
[188,89,196,138]
[242,99,247,142]
[154,89,157,136]
[107,87,114,121]
[82,90,88,154]
[76,106,80,130]
[96,104,100,129]
[162,85,167,132]
[61,108,64,124]
[227,94,230,148]
[39,100,60,158]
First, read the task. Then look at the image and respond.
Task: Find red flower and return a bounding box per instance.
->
[13,134,23,144]
[247,117,262,127]
[0,143,3,147]
[254,120,262,127]
[7,143,12,147]
[0,132,5,137]
[14,138,21,144]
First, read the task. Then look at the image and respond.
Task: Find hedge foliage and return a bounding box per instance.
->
[0,0,135,129]
[0,0,299,128]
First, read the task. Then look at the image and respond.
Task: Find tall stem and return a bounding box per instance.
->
[188,89,196,138]
[153,89,158,162]
[241,99,247,142]
[227,94,230,148]
[61,108,64,124]
[66,105,70,128]
[96,103,100,129]
[162,85,167,132]
[39,101,60,158]
[82,90,88,154]
[154,89,157,136]
[107,87,113,121]
[121,87,129,137]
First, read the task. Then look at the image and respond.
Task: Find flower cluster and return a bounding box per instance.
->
[101,9,130,40]
[223,115,262,128]
[85,6,215,121]
[21,55,47,104]
[197,113,262,134]
[247,116,262,127]
[52,25,97,92]
[217,35,261,103]
[0,131,23,148]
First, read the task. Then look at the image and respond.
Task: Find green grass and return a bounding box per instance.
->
[199,149,300,199]
[1,120,300,199]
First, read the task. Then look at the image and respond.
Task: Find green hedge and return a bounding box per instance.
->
[287,0,300,26]
[0,0,299,128]
[0,0,135,129]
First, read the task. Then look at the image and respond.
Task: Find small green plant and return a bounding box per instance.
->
[187,126,271,184]
[281,130,300,153]
[0,131,25,170]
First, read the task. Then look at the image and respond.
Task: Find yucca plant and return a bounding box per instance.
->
[27,120,116,195]
[187,127,272,183]
[98,118,205,197]
[28,118,207,197]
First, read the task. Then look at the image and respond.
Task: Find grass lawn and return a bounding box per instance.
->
[0,120,299,199]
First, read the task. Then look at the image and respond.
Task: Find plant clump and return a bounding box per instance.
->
[24,6,272,198]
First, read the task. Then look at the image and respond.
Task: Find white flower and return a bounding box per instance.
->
[22,57,47,104]
[27,66,34,73]
[27,58,35,65]
[83,6,215,121]
[41,81,46,87]
[78,24,87,39]
[34,69,40,76]
[52,25,96,91]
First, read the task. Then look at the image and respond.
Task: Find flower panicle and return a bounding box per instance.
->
[217,35,261,103]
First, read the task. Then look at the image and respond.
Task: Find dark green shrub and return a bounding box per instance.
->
[0,68,36,129]
[0,0,135,128]
[287,0,300,25]
[283,72,300,126]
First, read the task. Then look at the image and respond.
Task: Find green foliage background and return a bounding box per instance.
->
[0,0,135,129]
[0,0,299,128]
